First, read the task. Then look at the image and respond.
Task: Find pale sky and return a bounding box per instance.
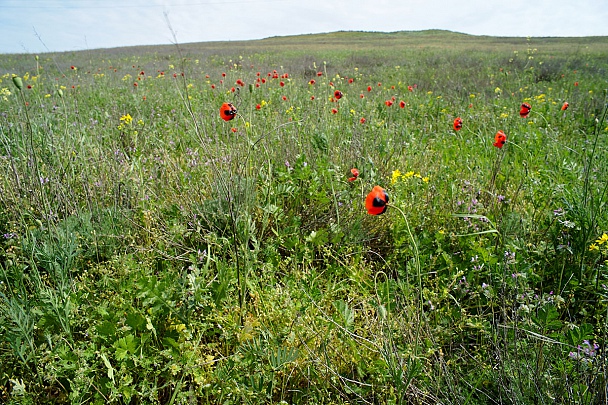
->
[1,0,607,54]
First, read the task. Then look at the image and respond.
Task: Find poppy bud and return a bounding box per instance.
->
[12,76,23,90]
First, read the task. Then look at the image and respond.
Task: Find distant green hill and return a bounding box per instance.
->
[5,29,607,58]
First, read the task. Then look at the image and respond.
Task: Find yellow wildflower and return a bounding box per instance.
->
[391,170,402,185]
[120,114,133,125]
[596,233,608,245]
[589,244,599,252]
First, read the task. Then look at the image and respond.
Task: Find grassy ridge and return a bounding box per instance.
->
[1,30,607,404]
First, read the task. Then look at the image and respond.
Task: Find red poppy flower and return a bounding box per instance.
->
[360,117,366,124]
[70,65,75,70]
[334,90,343,100]
[453,117,463,131]
[256,103,261,110]
[236,79,245,86]
[385,100,393,107]
[331,108,338,114]
[231,127,238,133]
[367,86,372,92]
[519,102,531,118]
[280,81,285,87]
[493,130,507,148]
[310,96,315,100]
[561,101,569,111]
[133,82,138,87]
[399,100,406,108]
[230,87,236,93]
[282,95,287,101]
[317,71,323,76]
[219,102,237,121]
[348,168,359,182]
[365,186,389,215]
[309,79,316,85]
[574,81,579,86]
[221,72,226,77]
[348,78,354,84]
[360,94,364,99]
[211,84,216,89]
[408,85,413,92]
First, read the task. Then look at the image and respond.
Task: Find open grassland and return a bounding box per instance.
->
[1,30,608,404]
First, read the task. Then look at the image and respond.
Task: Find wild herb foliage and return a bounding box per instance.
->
[1,32,608,404]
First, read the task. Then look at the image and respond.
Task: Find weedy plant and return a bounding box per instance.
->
[0,31,607,404]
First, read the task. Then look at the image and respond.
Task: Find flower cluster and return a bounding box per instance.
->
[391,169,429,185]
[569,340,600,364]
[589,233,608,260]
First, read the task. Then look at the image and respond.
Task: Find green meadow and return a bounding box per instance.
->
[1,30,608,404]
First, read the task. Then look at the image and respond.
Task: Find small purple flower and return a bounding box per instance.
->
[497,195,505,202]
